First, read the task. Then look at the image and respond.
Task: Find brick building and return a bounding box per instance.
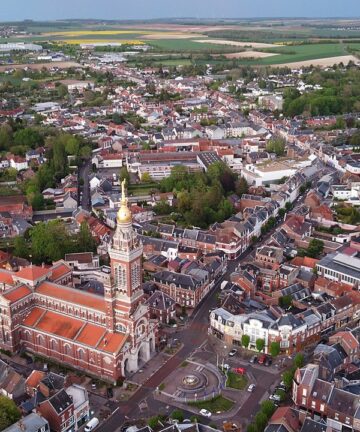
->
[0,182,157,382]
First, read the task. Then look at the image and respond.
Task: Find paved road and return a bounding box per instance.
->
[79,159,91,211]
[98,246,255,432]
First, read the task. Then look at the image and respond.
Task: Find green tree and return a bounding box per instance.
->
[269,342,281,357]
[256,338,265,353]
[260,400,276,419]
[246,425,257,432]
[282,369,295,389]
[266,136,286,156]
[119,166,130,185]
[171,410,184,422]
[154,200,172,215]
[306,239,324,258]
[0,124,13,151]
[77,222,97,253]
[235,176,249,197]
[279,295,293,309]
[30,220,72,264]
[141,172,152,183]
[0,396,21,431]
[13,236,29,259]
[13,128,43,149]
[294,353,305,369]
[241,334,250,349]
[255,411,268,432]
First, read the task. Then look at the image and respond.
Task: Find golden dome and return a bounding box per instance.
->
[117,204,132,223]
[117,179,132,223]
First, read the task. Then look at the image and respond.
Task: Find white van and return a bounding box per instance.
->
[84,418,99,432]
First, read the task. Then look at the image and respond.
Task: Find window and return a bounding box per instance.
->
[302,389,307,397]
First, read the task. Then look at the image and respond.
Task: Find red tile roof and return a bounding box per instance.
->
[0,269,14,285]
[23,307,46,327]
[97,332,127,354]
[16,265,51,282]
[35,310,84,339]
[3,285,32,303]
[36,281,106,312]
[76,323,106,348]
[26,370,46,389]
[49,263,71,282]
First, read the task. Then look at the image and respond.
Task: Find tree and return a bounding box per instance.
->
[256,338,265,353]
[0,396,21,431]
[13,128,43,149]
[13,236,29,259]
[141,172,152,183]
[77,222,97,253]
[278,208,286,218]
[171,410,184,422]
[255,411,268,432]
[269,341,281,357]
[294,353,305,369]
[266,136,286,156]
[0,124,13,151]
[154,200,172,215]
[241,334,250,349]
[235,177,249,197]
[30,220,71,264]
[275,389,286,402]
[119,166,130,185]
[246,425,257,432]
[260,400,276,419]
[279,295,293,309]
[306,239,324,258]
[282,369,295,389]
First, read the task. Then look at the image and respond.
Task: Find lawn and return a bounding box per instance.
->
[226,371,248,390]
[188,395,234,413]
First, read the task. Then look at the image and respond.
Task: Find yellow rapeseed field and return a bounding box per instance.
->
[45,30,150,37]
[58,39,145,45]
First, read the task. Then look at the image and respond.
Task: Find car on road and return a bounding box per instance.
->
[233,367,246,375]
[229,349,237,357]
[199,409,212,418]
[248,383,256,392]
[249,355,258,364]
[258,354,267,365]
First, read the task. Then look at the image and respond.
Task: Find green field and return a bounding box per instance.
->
[147,38,237,53]
[188,395,234,412]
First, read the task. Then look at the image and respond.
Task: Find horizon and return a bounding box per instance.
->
[2,0,360,21]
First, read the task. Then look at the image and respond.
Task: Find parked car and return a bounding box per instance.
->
[265,357,272,366]
[249,355,258,364]
[248,384,256,392]
[275,384,287,392]
[107,387,114,398]
[229,349,237,357]
[269,394,281,402]
[258,354,267,365]
[233,367,246,375]
[91,382,97,390]
[222,364,230,371]
[199,409,212,418]
[84,418,99,432]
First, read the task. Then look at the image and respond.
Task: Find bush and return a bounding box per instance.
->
[171,410,184,422]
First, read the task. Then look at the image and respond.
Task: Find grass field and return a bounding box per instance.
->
[146,38,237,52]
[188,395,234,413]
[226,372,248,390]
[214,43,350,66]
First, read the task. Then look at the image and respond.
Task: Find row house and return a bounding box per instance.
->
[209,293,360,355]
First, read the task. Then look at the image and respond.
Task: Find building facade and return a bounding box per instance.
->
[0,181,157,382]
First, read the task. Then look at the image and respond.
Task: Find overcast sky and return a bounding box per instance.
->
[2,0,360,21]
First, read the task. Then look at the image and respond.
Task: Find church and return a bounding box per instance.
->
[0,182,157,383]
